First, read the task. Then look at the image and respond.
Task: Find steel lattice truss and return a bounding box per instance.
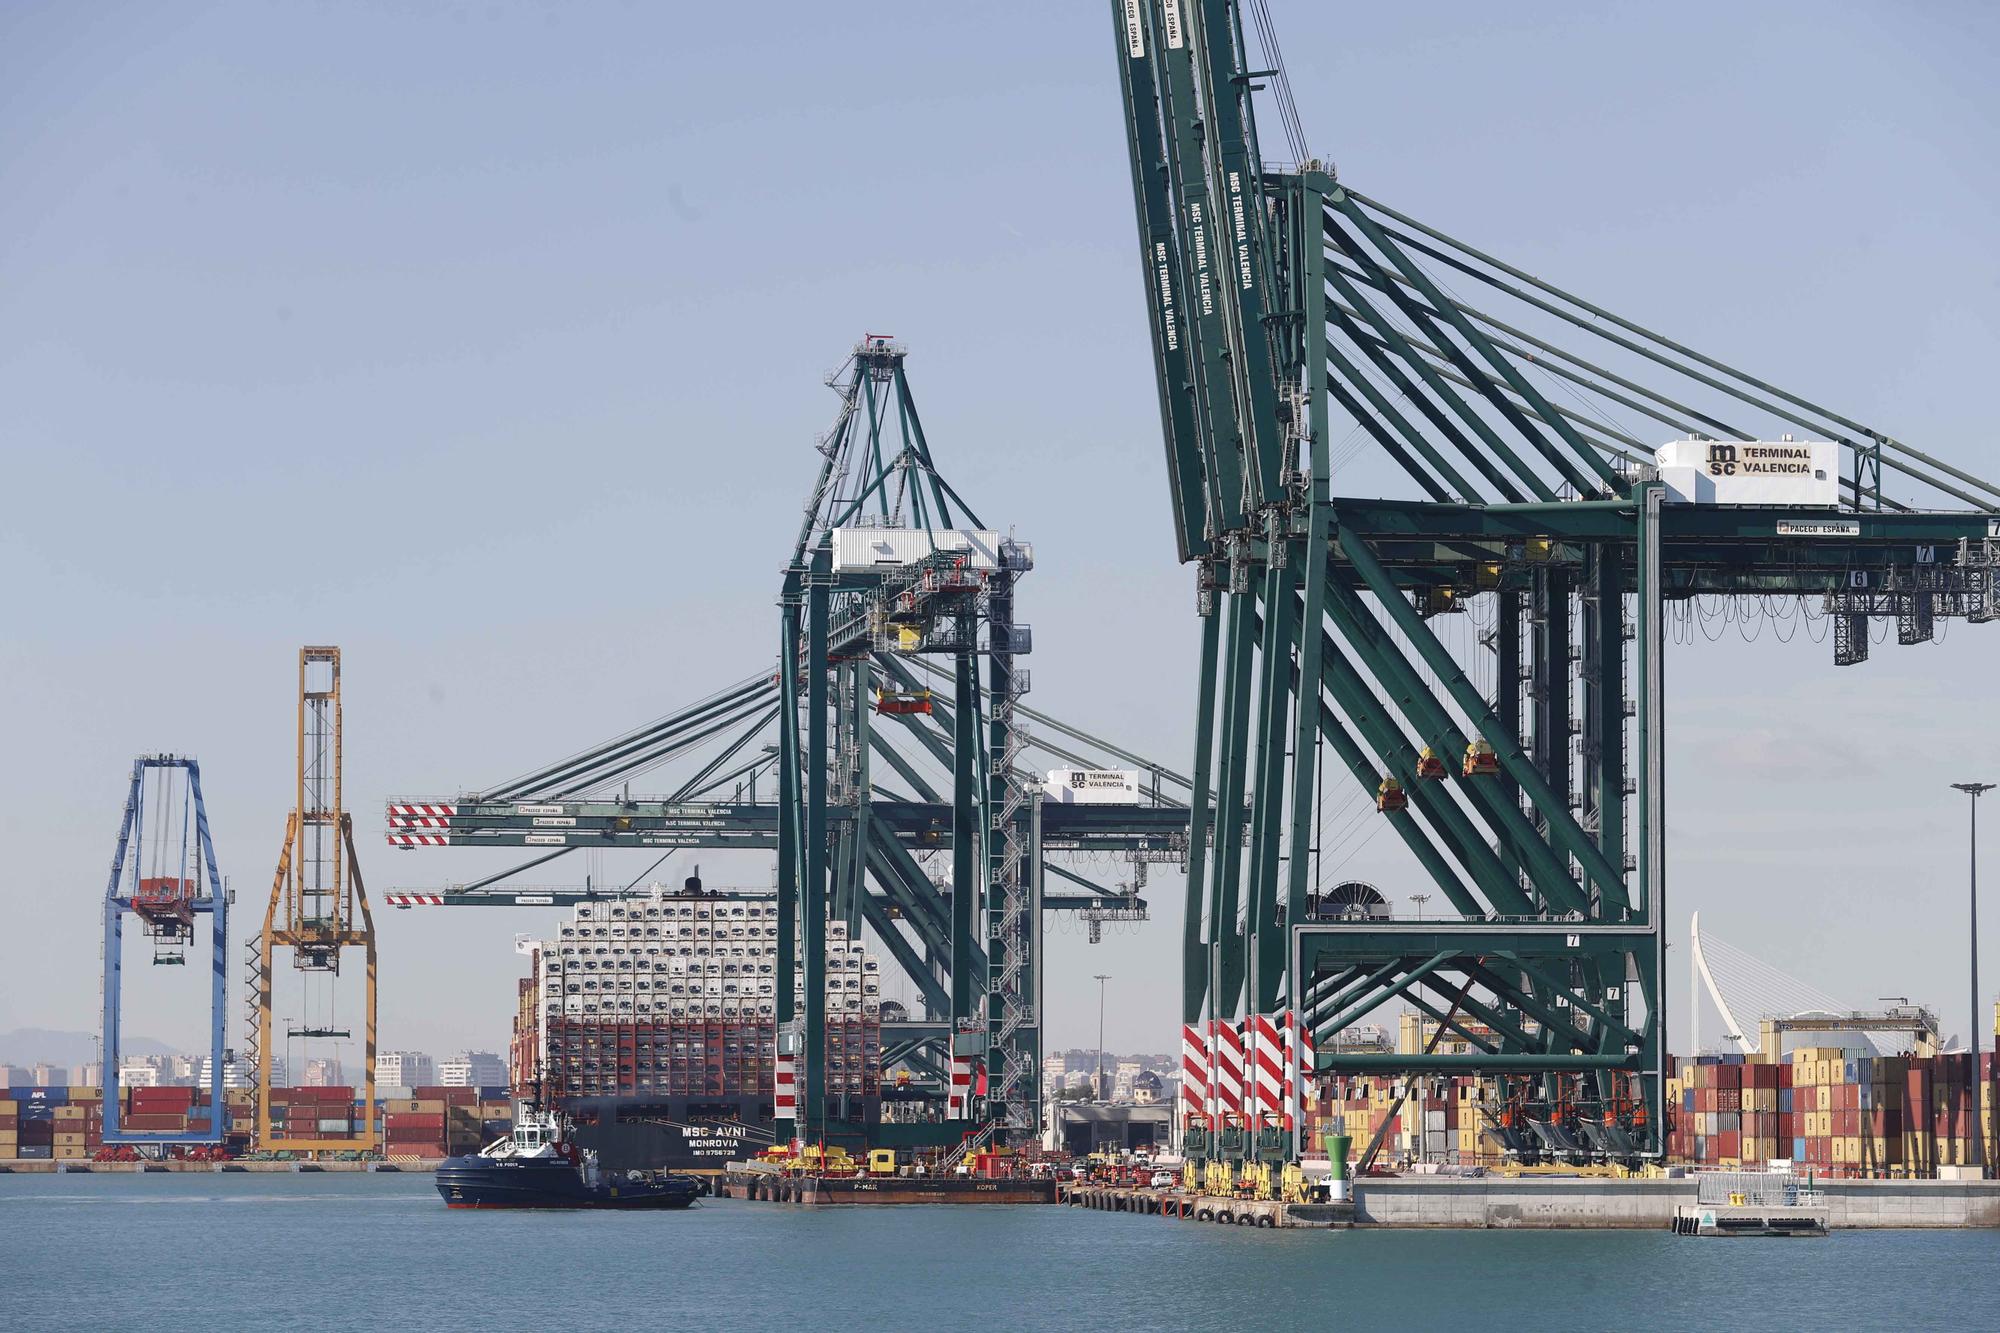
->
[1111,0,1997,1163]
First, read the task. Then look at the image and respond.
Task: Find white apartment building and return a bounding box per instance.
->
[377,1051,435,1088]
[438,1051,507,1088]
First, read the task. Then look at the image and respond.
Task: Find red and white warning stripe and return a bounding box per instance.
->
[947,1053,974,1119]
[1282,1010,1315,1133]
[1209,1018,1244,1126]
[388,802,457,820]
[386,833,450,847]
[1179,1023,1208,1125]
[387,803,457,830]
[774,1052,797,1118]
[383,894,445,908]
[1250,1012,1285,1124]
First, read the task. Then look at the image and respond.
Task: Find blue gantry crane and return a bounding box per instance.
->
[101,755,229,1146]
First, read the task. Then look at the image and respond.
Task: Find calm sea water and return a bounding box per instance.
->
[1,1173,1992,1330]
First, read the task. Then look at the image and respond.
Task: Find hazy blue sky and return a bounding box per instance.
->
[4,2,1997,1065]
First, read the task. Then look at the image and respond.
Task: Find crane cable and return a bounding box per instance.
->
[1246,0,1308,165]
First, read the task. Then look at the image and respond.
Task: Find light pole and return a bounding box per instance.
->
[1411,893,1431,921]
[1952,782,1992,1172]
[1093,974,1111,1101]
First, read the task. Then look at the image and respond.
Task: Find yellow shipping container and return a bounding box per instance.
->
[54,1131,86,1147]
[54,1145,86,1159]
[0,1100,16,1114]
[53,1106,86,1122]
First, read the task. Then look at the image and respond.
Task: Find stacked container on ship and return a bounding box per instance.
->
[513,875,882,1179]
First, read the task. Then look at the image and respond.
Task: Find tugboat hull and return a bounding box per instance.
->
[436,1156,699,1210]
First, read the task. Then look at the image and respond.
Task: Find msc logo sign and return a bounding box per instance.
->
[1705,444,1740,477]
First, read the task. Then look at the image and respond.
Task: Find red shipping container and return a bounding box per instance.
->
[386,1113,445,1131]
[132,1087,198,1109]
[121,1113,188,1130]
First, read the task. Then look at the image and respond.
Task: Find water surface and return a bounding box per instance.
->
[2,1173,1990,1330]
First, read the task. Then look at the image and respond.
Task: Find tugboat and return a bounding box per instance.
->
[436,1106,700,1210]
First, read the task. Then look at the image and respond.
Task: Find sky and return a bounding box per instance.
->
[3,1,1997,1066]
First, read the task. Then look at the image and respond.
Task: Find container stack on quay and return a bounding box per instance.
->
[264,1085,367,1144]
[1,1087,105,1161]
[1312,1047,1996,1177]
[1317,1077,1488,1164]
[520,889,882,1108]
[1670,1049,1998,1176]
[0,1085,515,1162]
[381,1087,515,1160]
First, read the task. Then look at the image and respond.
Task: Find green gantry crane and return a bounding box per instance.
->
[1110,0,1998,1169]
[382,337,1197,1152]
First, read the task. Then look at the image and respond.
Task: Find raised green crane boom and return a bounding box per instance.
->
[1111,0,1998,1164]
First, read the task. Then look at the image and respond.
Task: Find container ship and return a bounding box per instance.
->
[510,882,882,1180]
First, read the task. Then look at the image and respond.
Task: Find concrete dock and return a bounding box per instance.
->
[1058,1182,1353,1227]
[1059,1177,2000,1229]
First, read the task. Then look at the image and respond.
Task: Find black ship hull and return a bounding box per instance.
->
[435,1155,700,1210]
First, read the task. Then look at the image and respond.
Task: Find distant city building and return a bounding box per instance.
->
[1132,1069,1164,1104]
[304,1057,345,1088]
[76,1061,103,1087]
[0,1064,29,1087]
[1113,1059,1142,1098]
[377,1050,435,1089]
[1327,1023,1394,1054]
[118,1061,162,1088]
[32,1063,68,1088]
[1397,1012,1510,1056]
[169,1054,199,1083]
[439,1051,506,1088]
[198,1056,256,1090]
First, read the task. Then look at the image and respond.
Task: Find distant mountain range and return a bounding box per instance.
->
[0,1028,173,1069]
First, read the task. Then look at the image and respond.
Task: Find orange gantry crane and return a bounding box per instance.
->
[252,646,378,1152]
